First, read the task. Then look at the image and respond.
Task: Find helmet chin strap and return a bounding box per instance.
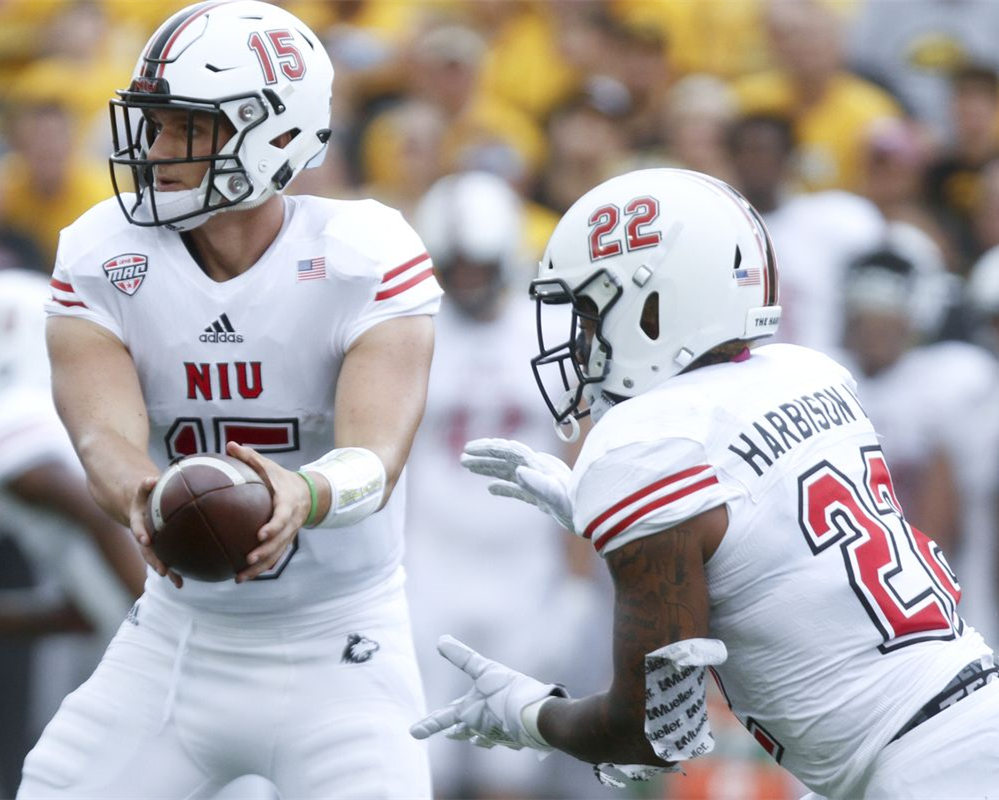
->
[551,385,623,443]
[554,415,580,444]
[553,388,582,443]
[135,180,273,232]
[134,185,212,230]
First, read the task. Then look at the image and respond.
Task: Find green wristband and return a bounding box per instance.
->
[297,470,319,527]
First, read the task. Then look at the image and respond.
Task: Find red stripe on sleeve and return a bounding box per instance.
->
[52,296,87,308]
[50,278,74,292]
[381,252,430,283]
[583,464,712,539]
[374,267,434,301]
[593,475,720,552]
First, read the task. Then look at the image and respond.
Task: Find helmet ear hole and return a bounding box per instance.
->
[640,292,659,340]
[269,128,300,148]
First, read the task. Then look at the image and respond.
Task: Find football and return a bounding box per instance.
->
[146,453,273,582]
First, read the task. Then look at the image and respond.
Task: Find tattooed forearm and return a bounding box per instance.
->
[537,509,721,767]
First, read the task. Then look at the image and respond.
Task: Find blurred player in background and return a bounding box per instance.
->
[968,245,999,358]
[412,168,999,798]
[835,246,999,647]
[0,268,144,795]
[405,170,611,799]
[725,112,886,356]
[19,2,439,797]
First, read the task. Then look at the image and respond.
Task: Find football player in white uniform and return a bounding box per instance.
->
[411,169,999,798]
[0,269,144,792]
[0,271,145,609]
[19,2,439,798]
[405,172,609,798]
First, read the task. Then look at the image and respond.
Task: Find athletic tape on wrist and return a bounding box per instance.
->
[299,447,386,528]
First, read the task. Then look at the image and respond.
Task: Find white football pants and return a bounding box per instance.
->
[18,570,431,799]
[799,678,999,800]
[861,677,999,798]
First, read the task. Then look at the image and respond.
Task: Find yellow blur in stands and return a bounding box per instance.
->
[442,94,546,181]
[0,0,64,83]
[612,0,771,80]
[733,70,901,192]
[7,58,132,132]
[0,150,110,267]
[281,0,427,44]
[477,3,582,123]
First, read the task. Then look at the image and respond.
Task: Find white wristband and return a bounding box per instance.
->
[520,695,556,749]
[299,447,386,528]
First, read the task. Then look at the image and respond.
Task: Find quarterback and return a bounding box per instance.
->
[19,2,438,797]
[412,169,999,798]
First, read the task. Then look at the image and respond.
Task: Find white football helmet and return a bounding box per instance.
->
[109,0,334,231]
[531,168,781,431]
[413,171,524,319]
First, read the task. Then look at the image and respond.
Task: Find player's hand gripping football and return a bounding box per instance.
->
[225,441,312,582]
[129,475,184,589]
[460,438,574,532]
[410,635,568,752]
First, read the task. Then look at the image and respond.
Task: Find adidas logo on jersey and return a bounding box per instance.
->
[200,313,243,343]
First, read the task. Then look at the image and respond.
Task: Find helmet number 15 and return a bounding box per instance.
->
[247,30,306,85]
[588,196,662,261]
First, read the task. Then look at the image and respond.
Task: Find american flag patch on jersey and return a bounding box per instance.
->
[297,257,326,281]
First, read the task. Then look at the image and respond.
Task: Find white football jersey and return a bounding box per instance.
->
[404,297,574,793]
[406,298,569,657]
[46,194,442,613]
[406,298,565,585]
[570,344,990,797]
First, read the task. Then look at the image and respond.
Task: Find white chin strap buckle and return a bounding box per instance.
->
[554,415,580,443]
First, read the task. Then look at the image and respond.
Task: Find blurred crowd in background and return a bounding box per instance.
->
[2,0,999,798]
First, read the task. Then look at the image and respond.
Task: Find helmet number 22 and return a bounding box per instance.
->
[587,197,662,261]
[247,30,306,85]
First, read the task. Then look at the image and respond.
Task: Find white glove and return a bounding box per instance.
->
[460,438,574,532]
[409,635,568,752]
[594,762,678,788]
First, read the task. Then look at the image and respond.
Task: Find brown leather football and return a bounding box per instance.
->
[146,453,273,582]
